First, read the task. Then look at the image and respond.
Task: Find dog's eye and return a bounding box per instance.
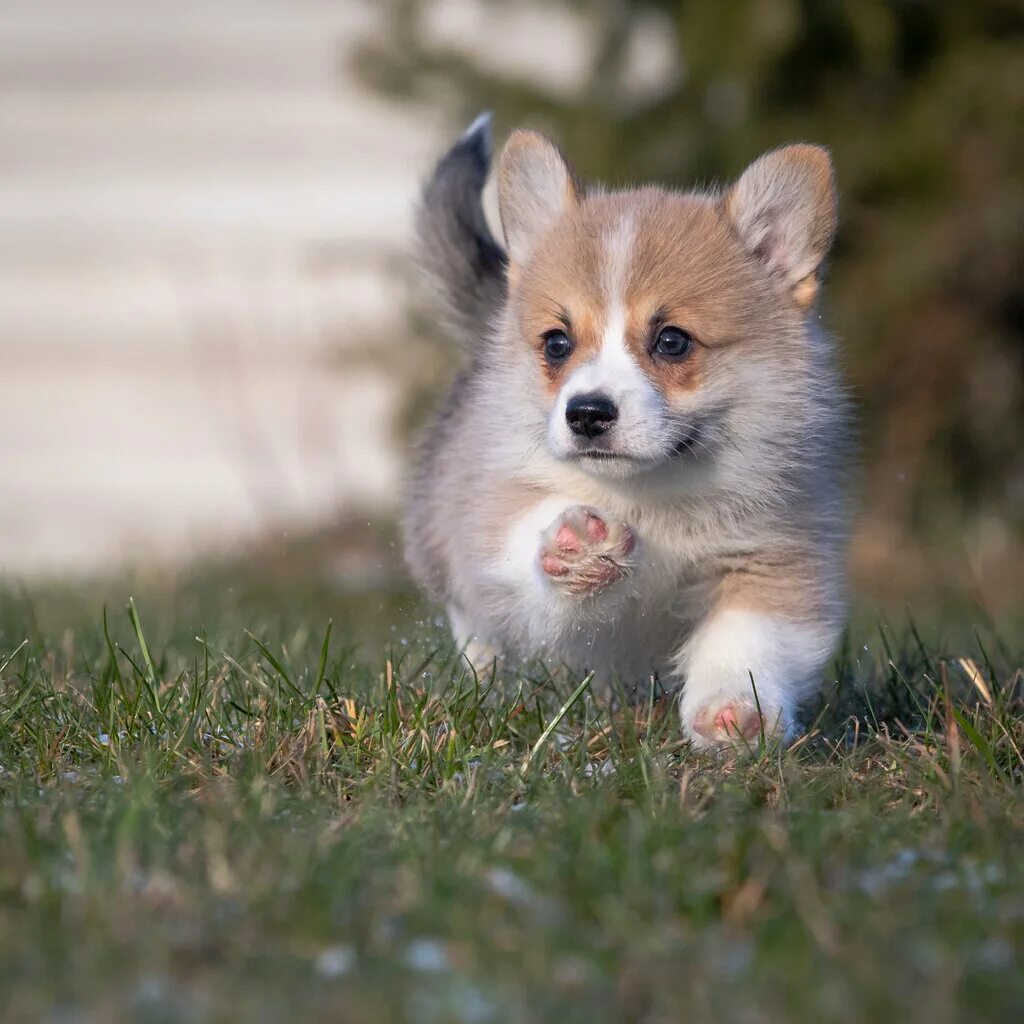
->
[652,326,694,359]
[543,330,573,364]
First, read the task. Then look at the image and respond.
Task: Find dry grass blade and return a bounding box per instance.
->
[957,657,993,706]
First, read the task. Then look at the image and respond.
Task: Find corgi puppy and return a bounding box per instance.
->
[404,115,850,749]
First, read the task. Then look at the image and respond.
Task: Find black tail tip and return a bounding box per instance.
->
[456,111,494,163]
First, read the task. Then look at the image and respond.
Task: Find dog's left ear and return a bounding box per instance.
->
[724,144,837,309]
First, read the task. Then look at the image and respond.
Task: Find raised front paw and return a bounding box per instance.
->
[539,506,636,596]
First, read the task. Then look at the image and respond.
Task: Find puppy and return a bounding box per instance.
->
[404,115,850,748]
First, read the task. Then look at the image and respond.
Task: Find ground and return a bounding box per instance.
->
[0,579,1021,1023]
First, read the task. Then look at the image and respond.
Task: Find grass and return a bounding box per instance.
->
[0,582,1022,1023]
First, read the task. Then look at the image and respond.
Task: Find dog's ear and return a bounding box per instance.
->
[724,145,837,309]
[498,129,580,267]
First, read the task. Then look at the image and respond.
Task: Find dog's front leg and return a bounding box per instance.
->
[449,498,637,664]
[675,602,837,750]
[499,499,636,616]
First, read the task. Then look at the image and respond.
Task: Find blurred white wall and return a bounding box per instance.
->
[0,0,601,579]
[0,0,447,577]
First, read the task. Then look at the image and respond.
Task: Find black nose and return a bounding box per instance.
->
[565,393,618,438]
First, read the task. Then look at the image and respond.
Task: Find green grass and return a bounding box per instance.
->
[0,585,1022,1023]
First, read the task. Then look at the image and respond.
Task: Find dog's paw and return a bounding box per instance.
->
[539,506,636,596]
[682,695,789,751]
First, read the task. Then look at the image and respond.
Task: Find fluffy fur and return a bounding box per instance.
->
[405,118,851,748]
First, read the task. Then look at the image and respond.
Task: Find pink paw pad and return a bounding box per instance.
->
[554,523,582,553]
[692,702,764,743]
[539,506,636,596]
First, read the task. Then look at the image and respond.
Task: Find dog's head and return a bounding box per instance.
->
[497,130,838,487]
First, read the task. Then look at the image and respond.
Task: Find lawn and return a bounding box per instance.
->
[0,581,1021,1023]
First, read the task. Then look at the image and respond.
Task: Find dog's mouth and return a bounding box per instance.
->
[576,450,632,461]
[569,448,648,468]
[562,420,708,469]
[573,423,704,462]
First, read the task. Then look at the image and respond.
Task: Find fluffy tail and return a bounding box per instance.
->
[415,112,508,346]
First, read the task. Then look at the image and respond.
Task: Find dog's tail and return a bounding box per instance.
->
[414,112,508,347]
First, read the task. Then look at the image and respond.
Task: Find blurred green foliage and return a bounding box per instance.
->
[353,0,1024,609]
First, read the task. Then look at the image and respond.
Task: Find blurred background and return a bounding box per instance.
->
[2,0,1022,620]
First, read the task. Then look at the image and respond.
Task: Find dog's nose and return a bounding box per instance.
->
[565,393,618,438]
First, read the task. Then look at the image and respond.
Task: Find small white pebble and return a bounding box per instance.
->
[485,867,533,904]
[404,938,449,973]
[316,945,355,978]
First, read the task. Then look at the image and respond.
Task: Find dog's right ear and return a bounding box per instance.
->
[498,130,579,267]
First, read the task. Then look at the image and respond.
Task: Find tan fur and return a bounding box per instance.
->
[712,547,842,622]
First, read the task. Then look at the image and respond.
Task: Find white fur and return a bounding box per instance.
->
[499,498,569,580]
[449,605,501,672]
[676,609,835,746]
[492,496,574,610]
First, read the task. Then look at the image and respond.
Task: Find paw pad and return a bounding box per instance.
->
[539,506,635,597]
[685,697,791,749]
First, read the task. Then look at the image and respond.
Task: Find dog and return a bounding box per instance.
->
[404,114,850,748]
